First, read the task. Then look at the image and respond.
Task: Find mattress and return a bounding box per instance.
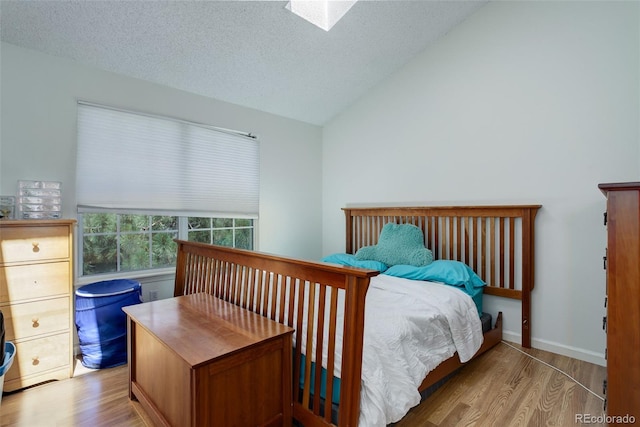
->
[299,312,492,405]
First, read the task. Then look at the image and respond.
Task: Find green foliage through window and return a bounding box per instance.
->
[80,213,254,276]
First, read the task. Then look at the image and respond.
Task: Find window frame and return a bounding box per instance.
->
[77,210,257,283]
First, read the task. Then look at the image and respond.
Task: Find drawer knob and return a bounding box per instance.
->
[32,356,40,366]
[32,242,40,252]
[32,318,40,328]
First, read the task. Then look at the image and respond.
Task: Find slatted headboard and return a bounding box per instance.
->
[343,205,541,347]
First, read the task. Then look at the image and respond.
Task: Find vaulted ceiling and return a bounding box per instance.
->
[1,1,488,125]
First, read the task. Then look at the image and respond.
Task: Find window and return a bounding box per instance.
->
[76,102,259,278]
[79,213,254,276]
[187,217,254,249]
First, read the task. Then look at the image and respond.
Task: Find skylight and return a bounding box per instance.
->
[286,0,358,31]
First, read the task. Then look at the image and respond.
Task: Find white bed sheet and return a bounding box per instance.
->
[359,274,483,426]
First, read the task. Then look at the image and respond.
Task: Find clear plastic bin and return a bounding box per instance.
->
[17,180,62,219]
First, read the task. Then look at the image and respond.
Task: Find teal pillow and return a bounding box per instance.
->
[321,253,388,272]
[384,260,486,290]
[355,223,433,267]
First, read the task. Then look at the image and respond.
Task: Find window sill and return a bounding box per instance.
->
[76,267,176,287]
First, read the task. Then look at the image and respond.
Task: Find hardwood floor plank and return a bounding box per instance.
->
[0,365,145,427]
[394,342,606,427]
[1,342,606,427]
[439,402,471,426]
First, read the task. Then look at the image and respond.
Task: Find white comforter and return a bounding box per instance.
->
[298,274,483,427]
[358,274,483,426]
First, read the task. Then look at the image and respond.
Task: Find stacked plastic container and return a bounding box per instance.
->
[17,180,62,219]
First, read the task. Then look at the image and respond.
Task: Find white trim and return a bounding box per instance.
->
[502,330,606,367]
[75,267,176,287]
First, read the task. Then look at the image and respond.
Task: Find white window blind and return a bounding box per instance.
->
[76,102,259,216]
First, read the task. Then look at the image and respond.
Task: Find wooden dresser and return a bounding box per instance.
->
[0,219,75,392]
[599,182,640,423]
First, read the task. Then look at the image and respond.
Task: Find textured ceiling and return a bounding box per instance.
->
[0,0,487,125]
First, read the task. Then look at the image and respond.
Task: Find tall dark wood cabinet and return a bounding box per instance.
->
[599,182,640,423]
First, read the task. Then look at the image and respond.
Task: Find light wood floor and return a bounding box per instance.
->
[0,342,606,427]
[394,342,606,427]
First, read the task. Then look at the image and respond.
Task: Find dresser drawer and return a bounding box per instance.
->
[5,332,70,382]
[1,297,70,341]
[0,225,70,264]
[0,261,70,303]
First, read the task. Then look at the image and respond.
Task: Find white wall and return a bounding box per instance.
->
[322,1,639,366]
[0,42,323,262]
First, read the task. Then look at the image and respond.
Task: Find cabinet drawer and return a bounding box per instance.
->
[5,332,70,382]
[0,262,70,303]
[0,225,70,264]
[2,297,70,341]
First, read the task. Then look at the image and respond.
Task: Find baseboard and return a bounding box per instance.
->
[502,330,606,367]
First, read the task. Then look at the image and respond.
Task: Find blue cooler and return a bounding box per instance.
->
[75,279,142,369]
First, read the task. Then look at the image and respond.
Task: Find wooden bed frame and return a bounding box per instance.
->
[173,204,540,427]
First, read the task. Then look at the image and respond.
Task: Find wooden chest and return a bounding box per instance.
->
[123,293,294,427]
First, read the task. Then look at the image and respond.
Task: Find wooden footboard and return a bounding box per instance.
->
[173,240,378,427]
